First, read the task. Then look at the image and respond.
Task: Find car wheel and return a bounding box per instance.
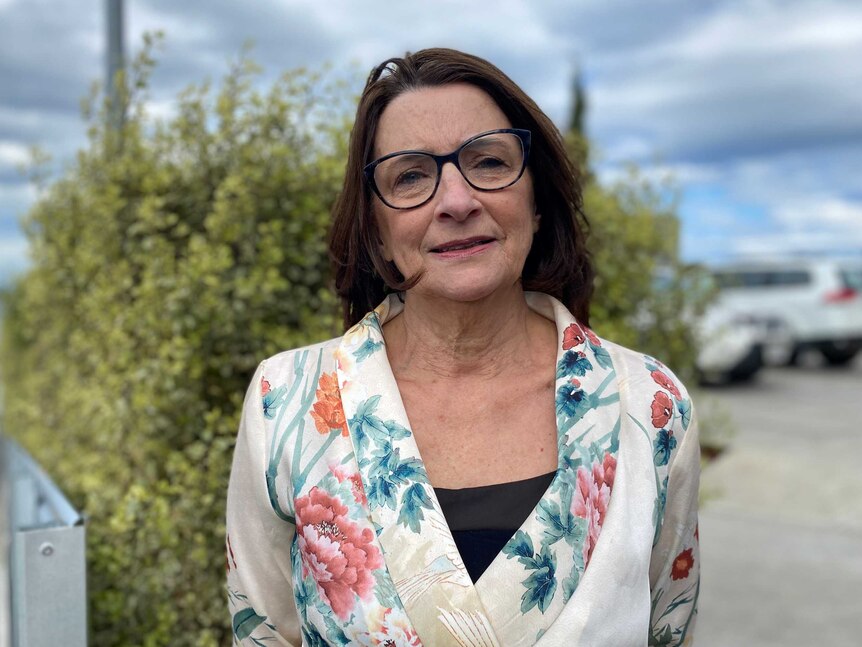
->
[820,344,859,366]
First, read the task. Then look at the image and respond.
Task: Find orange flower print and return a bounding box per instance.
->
[310,372,349,436]
[261,378,271,397]
[671,547,695,580]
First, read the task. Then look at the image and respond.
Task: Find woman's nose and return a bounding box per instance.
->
[433,163,480,221]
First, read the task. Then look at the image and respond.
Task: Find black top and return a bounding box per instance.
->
[434,471,556,583]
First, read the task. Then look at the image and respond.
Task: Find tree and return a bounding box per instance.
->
[1,38,350,646]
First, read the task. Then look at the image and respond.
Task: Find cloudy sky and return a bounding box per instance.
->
[1,0,861,284]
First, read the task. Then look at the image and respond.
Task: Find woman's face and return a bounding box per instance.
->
[372,83,539,305]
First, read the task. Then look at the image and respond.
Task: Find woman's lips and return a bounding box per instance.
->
[430,237,495,257]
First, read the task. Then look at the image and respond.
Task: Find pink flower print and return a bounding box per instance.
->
[650,370,681,399]
[651,391,673,428]
[261,378,271,397]
[563,323,586,350]
[330,464,368,507]
[571,452,617,566]
[295,487,383,619]
[364,607,423,646]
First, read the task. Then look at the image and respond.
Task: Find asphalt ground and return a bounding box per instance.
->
[696,353,862,647]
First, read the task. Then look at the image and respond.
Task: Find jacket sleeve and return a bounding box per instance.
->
[226,360,301,646]
[648,403,701,647]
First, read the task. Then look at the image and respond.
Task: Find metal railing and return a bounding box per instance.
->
[2,435,87,646]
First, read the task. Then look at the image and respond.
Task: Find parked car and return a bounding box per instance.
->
[710,257,862,366]
[695,302,794,383]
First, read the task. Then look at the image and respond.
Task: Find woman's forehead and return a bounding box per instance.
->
[373,83,512,157]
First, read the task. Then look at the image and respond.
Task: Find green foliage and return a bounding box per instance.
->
[1,39,350,646]
[568,133,714,384]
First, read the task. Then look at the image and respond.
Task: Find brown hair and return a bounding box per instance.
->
[329,47,594,328]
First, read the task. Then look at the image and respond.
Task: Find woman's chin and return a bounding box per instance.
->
[410,274,520,305]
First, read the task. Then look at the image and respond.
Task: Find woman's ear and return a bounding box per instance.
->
[532,211,541,234]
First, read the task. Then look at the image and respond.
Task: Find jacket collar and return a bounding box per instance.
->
[336,292,621,645]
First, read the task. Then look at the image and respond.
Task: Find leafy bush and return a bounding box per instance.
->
[1,40,349,646]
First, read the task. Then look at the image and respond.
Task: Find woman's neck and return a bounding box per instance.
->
[383,287,553,381]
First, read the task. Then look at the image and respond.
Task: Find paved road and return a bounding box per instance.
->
[696,354,862,647]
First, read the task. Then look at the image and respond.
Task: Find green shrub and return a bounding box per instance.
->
[1,40,349,646]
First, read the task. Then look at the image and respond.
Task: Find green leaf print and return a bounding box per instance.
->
[397,482,434,532]
[232,607,266,640]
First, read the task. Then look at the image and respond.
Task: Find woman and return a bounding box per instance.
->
[226,48,699,646]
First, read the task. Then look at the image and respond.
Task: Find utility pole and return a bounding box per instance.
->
[106,0,125,131]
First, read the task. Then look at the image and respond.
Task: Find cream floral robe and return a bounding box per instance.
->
[226,292,700,646]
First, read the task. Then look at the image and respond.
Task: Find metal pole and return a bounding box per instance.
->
[106,0,125,131]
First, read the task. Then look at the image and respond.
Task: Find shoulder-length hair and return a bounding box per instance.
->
[329,47,594,329]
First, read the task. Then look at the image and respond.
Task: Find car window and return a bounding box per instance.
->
[712,269,810,288]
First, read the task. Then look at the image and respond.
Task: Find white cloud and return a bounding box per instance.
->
[732,228,862,258]
[0,141,29,166]
[774,197,862,231]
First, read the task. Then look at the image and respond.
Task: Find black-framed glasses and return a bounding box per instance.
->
[364,128,531,210]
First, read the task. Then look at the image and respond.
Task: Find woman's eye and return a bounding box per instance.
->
[394,170,427,187]
[474,156,507,169]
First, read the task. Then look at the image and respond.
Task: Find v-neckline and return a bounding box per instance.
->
[335,292,622,646]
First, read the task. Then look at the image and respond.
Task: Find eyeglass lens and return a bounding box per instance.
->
[373,132,525,208]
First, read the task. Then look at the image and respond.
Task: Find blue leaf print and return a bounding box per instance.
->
[323,615,351,646]
[366,475,399,510]
[555,382,587,418]
[562,565,580,603]
[536,498,573,547]
[391,456,428,484]
[354,338,383,361]
[382,418,412,442]
[302,623,331,647]
[262,384,287,420]
[556,350,593,379]
[519,544,557,614]
[232,607,266,640]
[677,398,692,431]
[366,448,428,514]
[349,396,386,454]
[592,344,613,370]
[503,530,536,567]
[397,482,434,532]
[653,429,677,466]
[355,394,382,417]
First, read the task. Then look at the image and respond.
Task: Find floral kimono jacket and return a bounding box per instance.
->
[226,292,700,647]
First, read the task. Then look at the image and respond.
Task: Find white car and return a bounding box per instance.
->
[695,302,794,383]
[710,258,862,366]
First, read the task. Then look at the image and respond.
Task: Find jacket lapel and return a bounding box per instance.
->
[336,293,621,647]
[336,294,501,647]
[475,293,622,645]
